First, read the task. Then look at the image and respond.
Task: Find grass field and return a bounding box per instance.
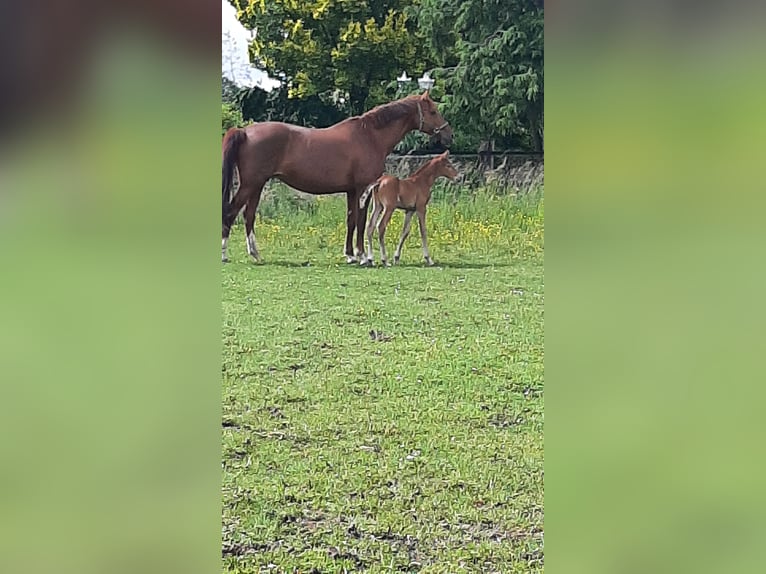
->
[222,183,544,573]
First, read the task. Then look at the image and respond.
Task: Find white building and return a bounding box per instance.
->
[221,0,280,90]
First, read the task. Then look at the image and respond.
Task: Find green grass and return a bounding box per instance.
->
[222,184,544,573]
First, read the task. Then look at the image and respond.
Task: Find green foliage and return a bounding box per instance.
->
[242,84,346,127]
[222,189,544,570]
[221,101,244,136]
[221,76,242,104]
[224,0,544,151]
[257,183,319,221]
[234,0,428,114]
[419,0,544,151]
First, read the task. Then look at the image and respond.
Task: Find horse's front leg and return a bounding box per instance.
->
[417,208,434,266]
[356,190,371,266]
[345,193,358,263]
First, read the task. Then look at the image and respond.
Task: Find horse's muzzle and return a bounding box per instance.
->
[436,124,453,147]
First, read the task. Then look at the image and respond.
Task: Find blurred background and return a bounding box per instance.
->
[0,2,220,574]
[547,1,766,573]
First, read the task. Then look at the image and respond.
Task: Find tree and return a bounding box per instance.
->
[233,0,428,116]
[418,0,544,152]
[222,76,242,104]
[241,84,346,127]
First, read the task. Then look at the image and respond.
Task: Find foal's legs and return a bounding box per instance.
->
[222,182,250,262]
[344,193,358,263]
[393,211,414,265]
[416,208,434,266]
[365,199,383,265]
[377,207,396,266]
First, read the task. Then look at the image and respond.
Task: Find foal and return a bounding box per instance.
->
[360,151,458,266]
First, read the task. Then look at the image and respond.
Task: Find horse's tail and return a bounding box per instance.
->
[222,128,247,226]
[360,180,380,209]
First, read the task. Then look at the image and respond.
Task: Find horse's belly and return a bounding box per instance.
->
[396,192,417,211]
[277,172,347,195]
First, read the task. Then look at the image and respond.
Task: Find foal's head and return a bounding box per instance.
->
[417,92,453,147]
[434,151,459,181]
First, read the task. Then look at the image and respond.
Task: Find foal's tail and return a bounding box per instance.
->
[222,128,247,226]
[359,180,380,209]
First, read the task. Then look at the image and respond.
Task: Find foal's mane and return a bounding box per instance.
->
[361,96,418,129]
[409,155,441,178]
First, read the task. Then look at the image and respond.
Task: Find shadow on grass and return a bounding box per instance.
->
[224,256,516,270]
[232,260,515,270]
[391,261,514,269]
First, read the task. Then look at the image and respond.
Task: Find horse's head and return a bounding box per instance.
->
[435,150,459,180]
[417,91,453,147]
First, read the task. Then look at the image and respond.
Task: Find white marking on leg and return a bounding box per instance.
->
[246,231,260,261]
[222,237,229,262]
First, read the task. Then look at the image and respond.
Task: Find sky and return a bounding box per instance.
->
[221,0,279,90]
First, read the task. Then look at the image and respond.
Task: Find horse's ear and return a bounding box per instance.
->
[421,90,430,100]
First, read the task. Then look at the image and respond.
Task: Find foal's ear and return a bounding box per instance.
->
[421,90,430,100]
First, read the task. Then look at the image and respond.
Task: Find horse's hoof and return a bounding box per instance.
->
[394,257,400,265]
[425,259,435,267]
[222,257,229,263]
[346,255,358,264]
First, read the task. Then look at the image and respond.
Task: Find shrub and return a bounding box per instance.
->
[222,103,244,137]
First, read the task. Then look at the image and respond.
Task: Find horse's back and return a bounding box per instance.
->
[373,175,402,202]
[378,174,400,187]
[244,121,300,140]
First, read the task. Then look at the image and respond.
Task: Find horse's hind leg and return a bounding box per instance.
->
[394,211,414,264]
[366,200,383,265]
[243,183,266,262]
[222,180,250,262]
[377,207,395,266]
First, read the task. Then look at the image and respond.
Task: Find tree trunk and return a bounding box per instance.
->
[350,84,370,116]
[526,101,543,153]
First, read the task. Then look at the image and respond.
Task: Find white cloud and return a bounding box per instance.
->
[221,0,280,91]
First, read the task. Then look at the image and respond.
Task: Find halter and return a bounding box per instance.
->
[417,101,450,135]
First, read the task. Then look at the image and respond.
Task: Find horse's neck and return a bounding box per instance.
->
[410,164,439,190]
[373,116,417,156]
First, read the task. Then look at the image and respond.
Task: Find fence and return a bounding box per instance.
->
[235,153,544,204]
[384,153,544,190]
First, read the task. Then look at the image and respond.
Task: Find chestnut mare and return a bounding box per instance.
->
[360,151,458,267]
[221,92,452,263]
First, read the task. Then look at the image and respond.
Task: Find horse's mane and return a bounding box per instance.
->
[360,96,418,129]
